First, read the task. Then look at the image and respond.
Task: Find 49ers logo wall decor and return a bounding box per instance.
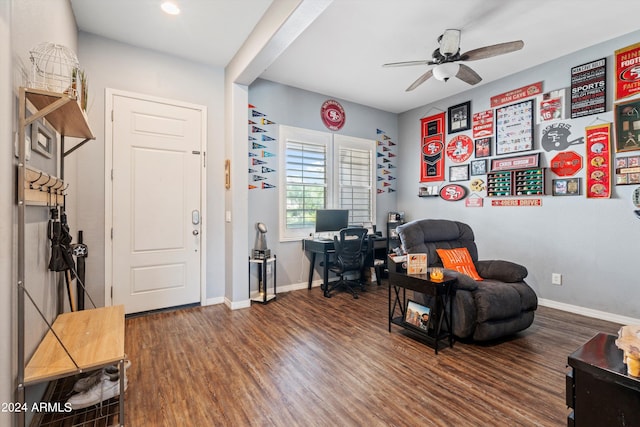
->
[321,100,346,131]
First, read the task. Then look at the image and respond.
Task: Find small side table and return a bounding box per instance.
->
[248,255,276,303]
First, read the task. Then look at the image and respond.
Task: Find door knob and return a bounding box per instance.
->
[193,230,199,236]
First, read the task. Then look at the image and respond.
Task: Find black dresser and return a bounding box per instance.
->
[566,333,640,426]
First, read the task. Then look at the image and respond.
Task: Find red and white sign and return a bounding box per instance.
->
[420,112,446,182]
[439,184,467,201]
[320,99,345,131]
[491,199,542,207]
[550,151,583,176]
[446,135,473,163]
[615,42,640,100]
[585,123,612,198]
[490,82,543,108]
[472,110,494,138]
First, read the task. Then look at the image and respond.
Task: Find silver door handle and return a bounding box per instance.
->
[193,230,199,236]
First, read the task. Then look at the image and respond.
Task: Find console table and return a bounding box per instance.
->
[387,259,456,354]
[566,332,640,426]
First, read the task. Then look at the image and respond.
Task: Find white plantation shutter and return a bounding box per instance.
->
[338,146,372,225]
[285,141,326,230]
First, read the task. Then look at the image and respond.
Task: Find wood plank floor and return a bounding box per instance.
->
[124,282,621,426]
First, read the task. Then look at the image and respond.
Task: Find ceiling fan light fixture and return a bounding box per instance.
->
[161,1,180,15]
[433,63,459,82]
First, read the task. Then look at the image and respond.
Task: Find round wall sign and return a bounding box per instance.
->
[446,135,473,163]
[321,100,345,131]
[439,184,468,201]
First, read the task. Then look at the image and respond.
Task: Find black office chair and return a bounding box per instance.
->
[325,227,368,299]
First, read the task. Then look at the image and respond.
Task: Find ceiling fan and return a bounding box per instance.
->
[383,29,524,91]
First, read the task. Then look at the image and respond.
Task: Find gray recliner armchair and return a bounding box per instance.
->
[396,219,538,341]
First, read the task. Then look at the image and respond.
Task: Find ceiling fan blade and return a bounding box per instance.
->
[383,59,432,68]
[456,64,482,85]
[406,69,434,91]
[460,40,524,61]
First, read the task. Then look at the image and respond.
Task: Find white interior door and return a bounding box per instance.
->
[111,94,203,314]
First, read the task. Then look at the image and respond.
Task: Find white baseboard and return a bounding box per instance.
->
[538,298,640,325]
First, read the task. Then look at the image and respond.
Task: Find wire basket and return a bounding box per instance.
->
[29,42,79,96]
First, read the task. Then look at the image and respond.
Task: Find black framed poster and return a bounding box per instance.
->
[495,99,534,155]
[448,101,471,134]
[571,58,606,119]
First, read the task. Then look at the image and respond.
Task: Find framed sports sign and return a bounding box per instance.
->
[615,42,640,100]
[585,123,612,198]
[448,101,471,134]
[495,99,534,155]
[571,58,606,119]
[420,112,446,182]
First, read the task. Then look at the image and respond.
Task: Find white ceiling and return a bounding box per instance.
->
[71,0,640,114]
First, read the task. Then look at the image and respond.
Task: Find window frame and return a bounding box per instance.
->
[278,125,376,242]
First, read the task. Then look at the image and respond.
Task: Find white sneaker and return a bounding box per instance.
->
[67,375,128,410]
[73,358,131,393]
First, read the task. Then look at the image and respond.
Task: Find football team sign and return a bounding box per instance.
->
[320,99,345,131]
[615,42,640,100]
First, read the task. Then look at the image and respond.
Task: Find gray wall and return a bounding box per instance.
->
[248,79,398,289]
[397,30,640,321]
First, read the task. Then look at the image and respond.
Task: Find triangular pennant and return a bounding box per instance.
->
[388,152,397,158]
[377,152,385,157]
[388,164,396,168]
[260,118,276,125]
[248,184,257,189]
[387,140,397,146]
[387,176,396,180]
[248,104,256,109]
[261,135,276,142]
[382,146,390,152]
[252,175,267,181]
[376,129,385,134]
[377,188,385,194]
[248,152,258,157]
[248,168,257,173]
[377,164,384,169]
[262,151,276,158]
[382,170,391,175]
[252,142,266,150]
[388,188,396,193]
[382,135,391,140]
[262,166,276,173]
[383,182,391,187]
[252,110,266,117]
[262,182,276,189]
[382,158,391,163]
[377,176,384,181]
[377,140,384,146]
[251,126,266,133]
[252,158,267,165]
[248,136,256,141]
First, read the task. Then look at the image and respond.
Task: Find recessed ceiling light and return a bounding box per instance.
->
[161,1,180,15]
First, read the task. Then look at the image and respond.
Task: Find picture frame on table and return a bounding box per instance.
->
[404,300,431,331]
[552,178,581,196]
[449,164,469,182]
[495,99,534,155]
[31,119,55,158]
[470,159,487,176]
[614,98,640,152]
[448,101,471,134]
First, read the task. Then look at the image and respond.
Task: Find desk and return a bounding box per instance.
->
[303,236,386,296]
[388,260,455,354]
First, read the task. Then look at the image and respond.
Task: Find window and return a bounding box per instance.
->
[279,126,375,241]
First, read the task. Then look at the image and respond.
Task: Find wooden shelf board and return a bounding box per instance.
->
[24,305,125,385]
[24,87,95,140]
